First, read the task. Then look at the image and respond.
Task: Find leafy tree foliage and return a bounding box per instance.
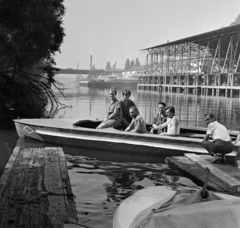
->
[0,0,65,124]
[106,61,111,70]
[92,64,96,70]
[130,60,134,68]
[124,59,130,70]
[0,0,65,72]
[231,14,240,25]
[135,58,141,66]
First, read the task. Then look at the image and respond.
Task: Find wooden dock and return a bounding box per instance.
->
[165,154,240,195]
[0,147,80,228]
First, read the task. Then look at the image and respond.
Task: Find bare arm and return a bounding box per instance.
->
[161,118,178,136]
[203,134,210,141]
[153,118,169,131]
[105,108,119,121]
[125,120,133,132]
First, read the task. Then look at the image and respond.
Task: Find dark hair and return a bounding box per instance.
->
[109,87,117,95]
[129,106,139,114]
[204,113,215,119]
[122,89,131,96]
[158,102,166,107]
[165,106,175,114]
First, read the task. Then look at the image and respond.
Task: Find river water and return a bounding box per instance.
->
[1,74,240,228]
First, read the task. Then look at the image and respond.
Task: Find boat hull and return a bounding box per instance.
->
[13,119,239,156]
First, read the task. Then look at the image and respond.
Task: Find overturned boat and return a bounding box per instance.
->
[113,185,240,228]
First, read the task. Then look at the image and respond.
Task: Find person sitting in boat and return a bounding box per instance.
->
[155,106,180,136]
[150,101,167,134]
[125,106,147,133]
[202,114,234,163]
[119,89,136,130]
[96,87,122,129]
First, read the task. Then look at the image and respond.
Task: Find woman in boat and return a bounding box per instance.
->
[155,106,180,136]
[119,89,136,130]
[150,101,167,134]
[96,87,122,129]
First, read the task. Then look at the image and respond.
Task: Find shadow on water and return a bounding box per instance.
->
[16,137,167,164]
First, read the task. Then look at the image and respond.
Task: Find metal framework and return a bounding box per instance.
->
[141,24,240,76]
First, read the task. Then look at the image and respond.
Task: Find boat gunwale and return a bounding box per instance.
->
[14,119,206,144]
[13,119,240,144]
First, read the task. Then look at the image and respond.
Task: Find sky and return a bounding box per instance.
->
[55,0,240,70]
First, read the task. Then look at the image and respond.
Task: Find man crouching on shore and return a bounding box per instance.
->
[202,114,234,163]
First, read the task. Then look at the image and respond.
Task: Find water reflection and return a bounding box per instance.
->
[137,90,240,130]
[65,152,181,228]
[15,137,181,228]
[55,82,240,130]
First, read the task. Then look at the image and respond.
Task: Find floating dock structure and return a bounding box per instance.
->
[166,153,240,195]
[138,24,240,98]
[0,147,79,228]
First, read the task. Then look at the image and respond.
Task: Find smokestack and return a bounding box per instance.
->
[90,55,92,69]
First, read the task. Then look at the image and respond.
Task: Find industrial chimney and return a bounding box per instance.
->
[90,55,92,69]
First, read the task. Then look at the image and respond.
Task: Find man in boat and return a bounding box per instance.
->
[150,101,167,134]
[154,106,180,136]
[202,114,234,163]
[96,87,122,129]
[125,106,147,133]
[119,89,136,130]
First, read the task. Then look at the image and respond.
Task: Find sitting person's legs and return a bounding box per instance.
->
[121,118,130,130]
[202,140,215,156]
[202,139,234,163]
[214,139,234,155]
[97,119,120,129]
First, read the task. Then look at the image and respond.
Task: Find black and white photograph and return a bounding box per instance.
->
[1,0,240,227]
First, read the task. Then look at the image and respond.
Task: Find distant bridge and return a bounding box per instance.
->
[58,68,123,75]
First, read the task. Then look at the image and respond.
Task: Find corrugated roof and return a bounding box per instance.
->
[141,23,240,51]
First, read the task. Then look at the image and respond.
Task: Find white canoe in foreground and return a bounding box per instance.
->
[113,186,240,228]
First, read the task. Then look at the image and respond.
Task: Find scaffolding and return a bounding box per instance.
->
[138,24,240,97]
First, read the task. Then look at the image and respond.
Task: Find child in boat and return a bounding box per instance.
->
[155,106,180,136]
[150,102,167,134]
[119,89,136,130]
[96,87,122,129]
[125,106,147,133]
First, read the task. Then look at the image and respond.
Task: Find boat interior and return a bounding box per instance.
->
[73,120,239,142]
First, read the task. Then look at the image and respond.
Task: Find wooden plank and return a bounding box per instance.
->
[0,147,20,196]
[0,147,78,228]
[44,147,68,226]
[17,148,36,227]
[57,148,78,224]
[0,147,24,227]
[165,156,229,192]
[185,153,240,187]
[44,148,60,226]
